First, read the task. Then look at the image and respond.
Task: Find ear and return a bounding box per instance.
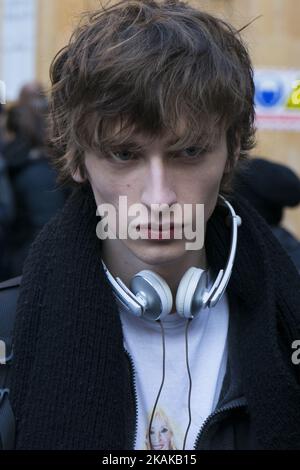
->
[71,165,87,183]
[71,160,88,184]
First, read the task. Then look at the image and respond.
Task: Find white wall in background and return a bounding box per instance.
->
[1,0,37,101]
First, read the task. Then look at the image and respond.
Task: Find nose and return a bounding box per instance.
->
[151,430,160,445]
[140,157,177,208]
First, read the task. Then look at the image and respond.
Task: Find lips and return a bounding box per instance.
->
[152,444,164,450]
[137,223,181,231]
[148,223,174,231]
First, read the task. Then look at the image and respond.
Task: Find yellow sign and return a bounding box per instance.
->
[286,80,300,109]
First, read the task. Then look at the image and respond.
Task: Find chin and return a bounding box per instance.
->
[126,238,187,267]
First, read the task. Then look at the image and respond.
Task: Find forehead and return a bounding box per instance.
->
[153,415,168,426]
[111,116,187,143]
[100,115,222,150]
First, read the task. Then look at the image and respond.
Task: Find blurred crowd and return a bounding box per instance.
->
[234,158,300,274]
[0,82,67,281]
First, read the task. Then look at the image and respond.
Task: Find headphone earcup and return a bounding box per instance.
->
[176,267,208,319]
[130,270,173,321]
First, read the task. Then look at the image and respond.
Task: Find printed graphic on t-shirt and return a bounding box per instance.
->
[144,407,183,450]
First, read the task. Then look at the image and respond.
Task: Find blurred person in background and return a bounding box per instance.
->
[2,83,66,278]
[0,103,6,149]
[18,81,49,113]
[234,157,300,273]
[0,104,15,279]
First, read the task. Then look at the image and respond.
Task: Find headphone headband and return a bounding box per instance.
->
[203,195,241,308]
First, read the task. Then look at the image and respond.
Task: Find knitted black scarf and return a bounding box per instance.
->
[11,183,300,449]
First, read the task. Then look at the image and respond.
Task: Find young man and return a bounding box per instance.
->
[9,0,300,450]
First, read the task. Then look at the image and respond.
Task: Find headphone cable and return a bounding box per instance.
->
[148,319,166,450]
[148,317,193,451]
[182,318,193,450]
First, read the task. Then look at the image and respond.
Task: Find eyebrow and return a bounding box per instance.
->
[105,135,176,147]
[102,135,212,152]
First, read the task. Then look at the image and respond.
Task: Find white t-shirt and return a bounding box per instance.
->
[117,277,229,451]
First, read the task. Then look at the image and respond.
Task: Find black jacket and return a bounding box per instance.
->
[10,184,300,449]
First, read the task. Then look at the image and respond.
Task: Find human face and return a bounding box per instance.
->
[149,416,173,450]
[74,123,229,272]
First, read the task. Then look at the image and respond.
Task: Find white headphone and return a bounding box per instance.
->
[102,195,242,322]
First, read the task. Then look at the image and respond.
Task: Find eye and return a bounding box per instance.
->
[109,150,137,162]
[170,145,209,162]
[182,146,208,158]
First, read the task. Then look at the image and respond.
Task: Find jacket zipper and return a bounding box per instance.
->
[124,349,138,450]
[194,397,247,450]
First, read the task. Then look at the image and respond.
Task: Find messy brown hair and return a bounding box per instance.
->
[49,0,256,192]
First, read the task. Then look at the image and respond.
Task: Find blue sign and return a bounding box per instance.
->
[255,76,284,107]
